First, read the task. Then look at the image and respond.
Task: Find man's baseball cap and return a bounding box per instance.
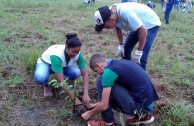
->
[94,6,111,32]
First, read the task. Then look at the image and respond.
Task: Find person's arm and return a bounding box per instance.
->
[54,73,64,82]
[50,55,75,102]
[133,25,147,64]
[115,27,125,57]
[54,72,81,104]
[50,55,66,83]
[137,25,147,51]
[81,87,112,120]
[115,27,123,45]
[76,52,91,104]
[80,68,91,104]
[86,102,100,109]
[82,68,118,120]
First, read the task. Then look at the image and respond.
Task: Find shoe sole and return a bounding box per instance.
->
[44,95,52,98]
[44,93,53,97]
[130,116,154,125]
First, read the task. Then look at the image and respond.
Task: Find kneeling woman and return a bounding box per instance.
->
[34,33,90,105]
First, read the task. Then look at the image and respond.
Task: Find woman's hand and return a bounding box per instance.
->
[74,97,82,105]
[82,94,91,105]
[85,103,98,109]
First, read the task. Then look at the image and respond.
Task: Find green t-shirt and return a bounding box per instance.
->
[50,52,86,73]
[102,68,118,87]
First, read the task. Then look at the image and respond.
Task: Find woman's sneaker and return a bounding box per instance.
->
[126,113,154,125]
[43,86,52,97]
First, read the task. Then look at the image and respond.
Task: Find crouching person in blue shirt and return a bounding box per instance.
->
[82,54,159,126]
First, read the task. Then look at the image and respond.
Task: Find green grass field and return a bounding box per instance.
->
[0,0,194,125]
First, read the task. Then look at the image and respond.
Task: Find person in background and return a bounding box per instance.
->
[93,2,161,70]
[121,0,128,2]
[34,33,90,105]
[174,0,181,13]
[122,0,138,3]
[164,0,174,24]
[147,1,156,8]
[83,0,95,6]
[161,0,167,12]
[184,0,191,14]
[82,54,159,126]
[130,0,138,2]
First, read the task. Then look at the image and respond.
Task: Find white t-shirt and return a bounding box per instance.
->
[38,45,80,67]
[114,2,161,31]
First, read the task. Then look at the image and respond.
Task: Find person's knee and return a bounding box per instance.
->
[68,68,81,80]
[101,110,114,124]
[34,73,48,85]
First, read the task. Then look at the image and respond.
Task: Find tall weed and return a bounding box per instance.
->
[21,48,41,75]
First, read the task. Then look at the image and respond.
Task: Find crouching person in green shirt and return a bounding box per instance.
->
[81,54,159,126]
[34,33,90,105]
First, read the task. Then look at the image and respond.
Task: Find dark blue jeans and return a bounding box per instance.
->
[124,26,160,70]
[165,0,174,23]
[96,76,150,123]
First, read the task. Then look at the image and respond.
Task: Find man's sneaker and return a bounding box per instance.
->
[126,114,154,125]
[88,119,114,126]
[87,118,105,126]
[43,86,52,97]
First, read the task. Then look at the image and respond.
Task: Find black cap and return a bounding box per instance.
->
[94,6,111,32]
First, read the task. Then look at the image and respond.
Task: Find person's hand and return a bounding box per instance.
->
[82,94,91,106]
[134,49,143,64]
[81,111,91,121]
[74,97,82,105]
[117,45,125,57]
[85,103,97,109]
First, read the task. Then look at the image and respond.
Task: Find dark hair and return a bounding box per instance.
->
[90,54,107,69]
[65,33,82,48]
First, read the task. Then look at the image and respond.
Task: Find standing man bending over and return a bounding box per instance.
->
[94,2,161,70]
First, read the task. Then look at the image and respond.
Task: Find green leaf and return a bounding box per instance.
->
[49,79,57,85]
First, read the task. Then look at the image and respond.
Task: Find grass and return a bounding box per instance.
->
[20,48,42,75]
[160,101,194,126]
[19,98,36,110]
[0,0,194,125]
